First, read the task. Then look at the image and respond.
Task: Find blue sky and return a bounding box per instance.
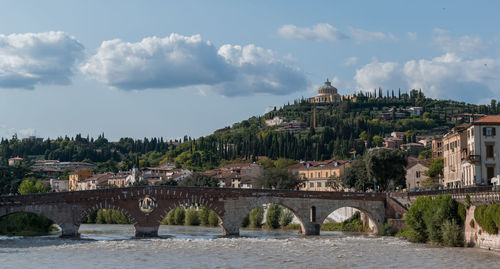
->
[0,1,499,140]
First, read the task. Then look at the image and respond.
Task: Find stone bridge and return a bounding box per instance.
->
[0,186,393,237]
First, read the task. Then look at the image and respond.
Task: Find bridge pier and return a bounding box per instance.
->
[301,222,321,235]
[221,221,240,236]
[134,225,159,237]
[60,223,80,238]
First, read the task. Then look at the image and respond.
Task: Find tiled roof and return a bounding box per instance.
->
[473,115,500,125]
[288,160,351,170]
[406,157,432,169]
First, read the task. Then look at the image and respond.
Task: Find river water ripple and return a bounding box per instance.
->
[1,224,499,269]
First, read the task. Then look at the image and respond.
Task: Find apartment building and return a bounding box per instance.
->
[462,115,500,186]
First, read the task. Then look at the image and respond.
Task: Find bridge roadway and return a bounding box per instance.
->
[0,186,389,237]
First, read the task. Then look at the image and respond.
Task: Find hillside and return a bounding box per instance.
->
[0,90,498,174]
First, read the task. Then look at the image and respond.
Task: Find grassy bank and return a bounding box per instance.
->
[0,212,54,236]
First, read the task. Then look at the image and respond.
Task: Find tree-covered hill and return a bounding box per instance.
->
[0,90,497,174]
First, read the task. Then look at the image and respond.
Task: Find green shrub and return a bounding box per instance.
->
[442,220,463,247]
[165,208,176,225]
[405,195,463,244]
[457,203,466,225]
[241,214,250,227]
[377,223,396,236]
[174,207,185,225]
[265,204,282,229]
[283,223,301,230]
[198,206,210,226]
[469,219,475,228]
[249,206,264,228]
[395,228,413,239]
[208,210,220,226]
[184,207,200,226]
[321,211,369,232]
[0,212,54,236]
[474,205,498,234]
[279,208,294,227]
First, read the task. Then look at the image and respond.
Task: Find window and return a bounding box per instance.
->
[416,171,421,178]
[486,144,494,159]
[333,171,337,177]
[318,172,321,178]
[318,182,322,188]
[484,127,496,137]
[326,172,329,177]
[310,173,313,178]
[310,183,314,188]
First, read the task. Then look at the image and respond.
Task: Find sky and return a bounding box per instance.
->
[0,0,499,140]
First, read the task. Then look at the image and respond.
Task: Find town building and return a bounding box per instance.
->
[442,124,469,188]
[77,173,114,191]
[407,107,423,116]
[204,163,262,189]
[32,160,95,178]
[49,178,69,192]
[68,169,93,191]
[265,116,286,127]
[8,157,23,166]
[288,160,352,191]
[405,157,431,190]
[308,79,341,104]
[432,137,443,159]
[462,115,500,186]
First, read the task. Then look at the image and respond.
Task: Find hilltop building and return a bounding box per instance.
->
[8,157,23,166]
[308,79,342,104]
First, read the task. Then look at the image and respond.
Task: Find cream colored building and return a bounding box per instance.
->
[462,115,500,186]
[442,124,468,188]
[288,160,351,191]
[308,79,341,104]
[405,157,431,190]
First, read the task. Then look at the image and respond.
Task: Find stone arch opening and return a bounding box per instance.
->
[157,200,224,237]
[0,211,58,236]
[77,205,136,238]
[238,202,306,236]
[320,206,379,234]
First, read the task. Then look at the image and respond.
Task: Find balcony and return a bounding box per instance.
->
[467,154,481,163]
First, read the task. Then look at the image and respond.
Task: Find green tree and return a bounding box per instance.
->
[18,178,50,195]
[340,159,370,191]
[255,168,303,190]
[249,206,264,228]
[179,173,218,187]
[273,158,298,169]
[184,207,200,226]
[279,208,294,227]
[265,204,282,229]
[426,158,444,179]
[198,205,211,226]
[173,207,186,225]
[365,149,407,190]
[208,210,220,226]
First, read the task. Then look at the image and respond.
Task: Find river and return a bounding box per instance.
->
[1,224,499,268]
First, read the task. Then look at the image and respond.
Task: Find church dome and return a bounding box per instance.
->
[318,79,338,96]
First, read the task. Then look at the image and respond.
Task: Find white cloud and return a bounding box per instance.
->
[348,27,398,42]
[276,23,348,41]
[354,53,500,103]
[407,32,417,41]
[81,34,308,96]
[0,31,84,89]
[433,28,486,54]
[344,57,358,66]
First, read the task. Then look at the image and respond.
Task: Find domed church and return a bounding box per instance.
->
[308,79,342,103]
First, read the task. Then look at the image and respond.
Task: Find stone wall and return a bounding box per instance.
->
[464,206,500,251]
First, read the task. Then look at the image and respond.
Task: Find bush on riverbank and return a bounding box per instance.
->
[0,212,54,236]
[241,205,295,229]
[405,195,464,246]
[161,206,220,226]
[474,204,500,234]
[84,209,131,224]
[321,211,370,232]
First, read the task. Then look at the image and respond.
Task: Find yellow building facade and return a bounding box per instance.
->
[289,160,351,191]
[68,169,93,191]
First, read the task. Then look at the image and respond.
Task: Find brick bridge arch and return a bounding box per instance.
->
[0,186,393,237]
